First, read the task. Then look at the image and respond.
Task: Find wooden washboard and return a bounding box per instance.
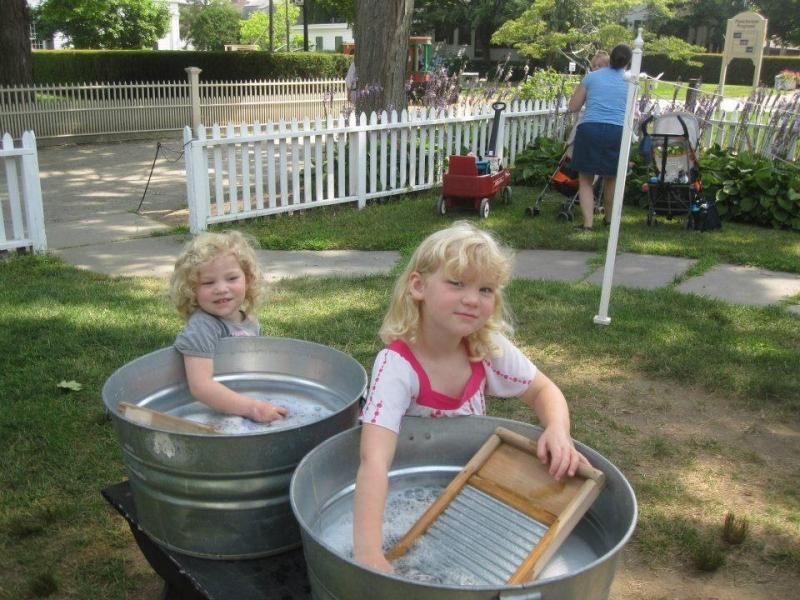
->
[385,426,606,584]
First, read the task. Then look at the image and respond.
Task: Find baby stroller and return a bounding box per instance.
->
[639,111,721,230]
[525,126,604,221]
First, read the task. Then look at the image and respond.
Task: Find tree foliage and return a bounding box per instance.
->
[412,0,527,32]
[33,0,169,49]
[313,0,355,25]
[240,4,303,51]
[754,0,800,47]
[412,0,528,58]
[654,1,751,52]
[492,0,704,67]
[183,0,241,51]
[644,33,705,64]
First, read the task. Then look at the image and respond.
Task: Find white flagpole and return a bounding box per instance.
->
[594,30,644,326]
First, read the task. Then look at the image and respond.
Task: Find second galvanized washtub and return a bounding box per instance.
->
[102,336,367,559]
[291,416,637,599]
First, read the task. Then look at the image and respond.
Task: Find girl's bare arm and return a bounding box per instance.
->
[520,370,587,480]
[353,423,399,572]
[183,355,287,422]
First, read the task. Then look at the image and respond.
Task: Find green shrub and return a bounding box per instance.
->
[518,69,579,102]
[32,50,351,83]
[448,53,800,86]
[510,136,565,187]
[641,53,800,86]
[700,145,800,230]
[624,150,652,207]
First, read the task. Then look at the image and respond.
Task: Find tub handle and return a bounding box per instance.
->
[497,590,542,600]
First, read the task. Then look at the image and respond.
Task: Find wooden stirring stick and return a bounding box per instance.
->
[119,402,219,434]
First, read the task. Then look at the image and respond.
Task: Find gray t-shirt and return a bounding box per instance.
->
[174,310,261,358]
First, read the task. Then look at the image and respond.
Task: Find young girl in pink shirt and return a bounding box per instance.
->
[352,222,586,572]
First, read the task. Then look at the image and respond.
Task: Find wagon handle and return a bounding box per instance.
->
[487,102,507,157]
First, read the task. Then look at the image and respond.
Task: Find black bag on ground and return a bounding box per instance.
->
[687,195,722,231]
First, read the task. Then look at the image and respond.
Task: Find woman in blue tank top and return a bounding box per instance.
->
[567,44,632,230]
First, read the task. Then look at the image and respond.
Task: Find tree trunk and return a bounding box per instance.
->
[0,0,33,86]
[354,0,414,114]
[476,24,492,66]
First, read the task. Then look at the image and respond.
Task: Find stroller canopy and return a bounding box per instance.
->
[647,111,700,149]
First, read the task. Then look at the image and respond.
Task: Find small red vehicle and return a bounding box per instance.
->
[439,102,512,218]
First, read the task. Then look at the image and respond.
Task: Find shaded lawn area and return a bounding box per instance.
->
[219,190,800,274]
[1,255,798,598]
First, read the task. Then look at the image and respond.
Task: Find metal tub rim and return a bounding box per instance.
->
[290,415,638,592]
[102,335,368,438]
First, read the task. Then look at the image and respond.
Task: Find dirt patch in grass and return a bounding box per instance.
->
[585,374,800,600]
[488,352,800,598]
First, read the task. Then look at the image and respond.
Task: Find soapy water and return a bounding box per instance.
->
[316,485,443,571]
[180,392,334,433]
[316,483,601,587]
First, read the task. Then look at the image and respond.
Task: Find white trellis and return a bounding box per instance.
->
[0,131,47,253]
[700,109,799,161]
[183,100,565,233]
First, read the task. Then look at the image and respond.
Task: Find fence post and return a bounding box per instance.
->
[183,126,197,232]
[185,67,202,132]
[358,112,369,208]
[20,131,47,253]
[184,126,209,234]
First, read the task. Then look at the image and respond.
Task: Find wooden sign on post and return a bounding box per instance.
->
[719,11,768,96]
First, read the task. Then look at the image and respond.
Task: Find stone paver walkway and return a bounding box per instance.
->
[29,139,800,314]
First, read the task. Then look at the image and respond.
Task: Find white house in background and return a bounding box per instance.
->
[157,0,190,50]
[287,21,515,60]
[26,0,67,48]
[290,22,352,52]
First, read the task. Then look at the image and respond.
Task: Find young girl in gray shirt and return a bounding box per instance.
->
[169,231,288,423]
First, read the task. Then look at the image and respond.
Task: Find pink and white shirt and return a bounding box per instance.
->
[360,333,537,433]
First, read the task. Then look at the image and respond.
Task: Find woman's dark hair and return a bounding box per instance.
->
[610,44,633,70]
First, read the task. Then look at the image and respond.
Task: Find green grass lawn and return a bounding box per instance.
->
[647,81,792,100]
[1,252,799,598]
[220,189,800,274]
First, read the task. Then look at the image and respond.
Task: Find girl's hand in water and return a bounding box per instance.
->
[248,400,288,423]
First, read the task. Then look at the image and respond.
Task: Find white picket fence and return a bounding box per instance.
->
[0,132,47,253]
[0,77,348,141]
[183,100,566,233]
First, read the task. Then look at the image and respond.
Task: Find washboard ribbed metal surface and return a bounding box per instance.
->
[386,427,606,583]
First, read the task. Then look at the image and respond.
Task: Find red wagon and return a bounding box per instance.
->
[438,102,512,219]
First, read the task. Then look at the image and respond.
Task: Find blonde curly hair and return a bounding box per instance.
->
[380,221,514,360]
[169,231,264,320]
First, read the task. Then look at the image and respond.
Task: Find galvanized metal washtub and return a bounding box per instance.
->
[102,336,367,559]
[291,416,637,599]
